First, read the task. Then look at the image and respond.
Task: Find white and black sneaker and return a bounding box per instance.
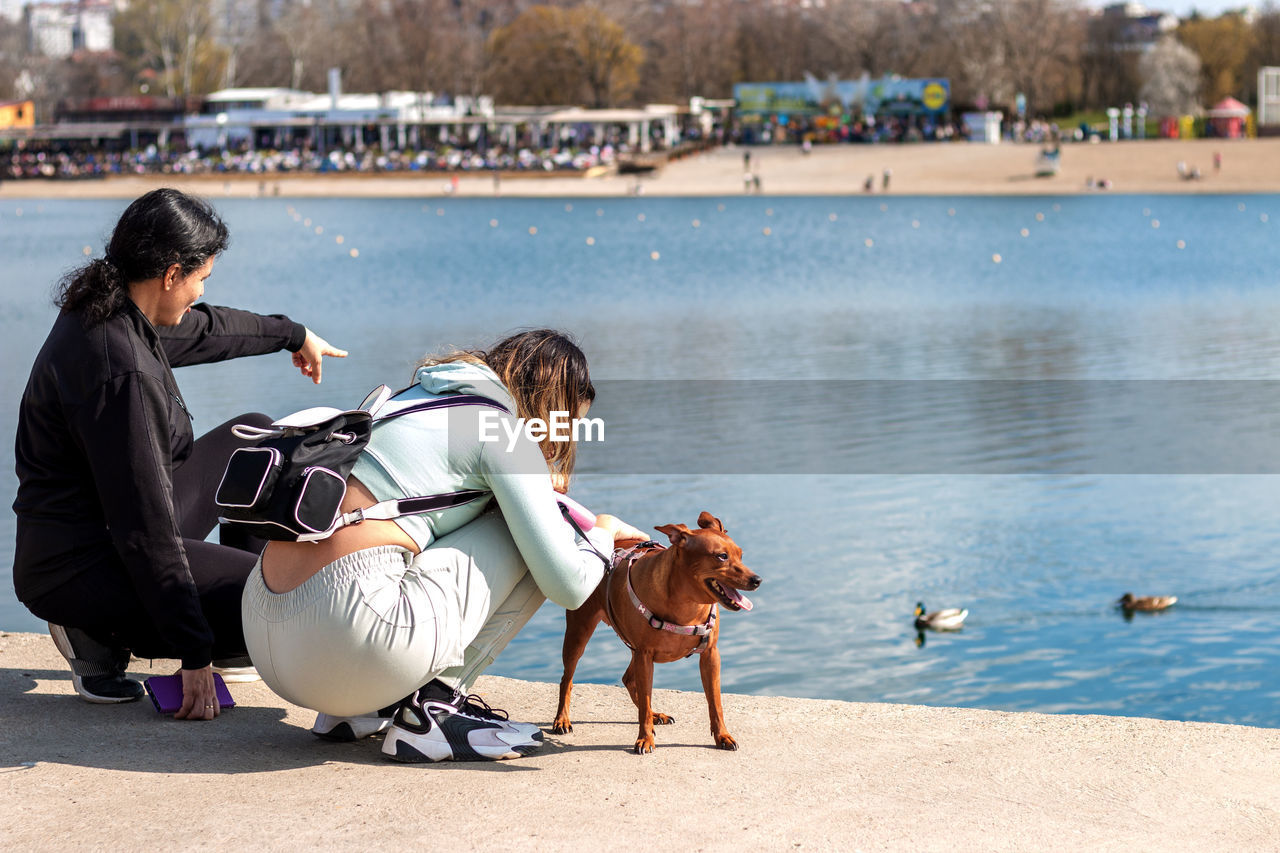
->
[418,679,544,742]
[382,694,543,763]
[48,623,143,704]
[311,712,393,742]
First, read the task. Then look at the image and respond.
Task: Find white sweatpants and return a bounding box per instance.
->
[241,510,545,717]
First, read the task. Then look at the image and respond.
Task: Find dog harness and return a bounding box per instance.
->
[606,541,717,657]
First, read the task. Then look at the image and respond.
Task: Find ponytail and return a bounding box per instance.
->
[55,255,128,326]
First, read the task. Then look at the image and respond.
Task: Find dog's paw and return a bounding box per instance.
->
[715,733,739,751]
[650,711,675,726]
[634,735,655,754]
[550,719,573,735]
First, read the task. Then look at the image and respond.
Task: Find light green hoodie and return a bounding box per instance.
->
[350,361,609,610]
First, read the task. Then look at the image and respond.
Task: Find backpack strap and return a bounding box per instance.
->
[327,489,491,535]
[373,393,510,422]
[297,392,512,542]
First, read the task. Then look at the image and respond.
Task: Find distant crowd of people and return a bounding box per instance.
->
[735,115,960,146]
[1009,119,1061,144]
[0,143,626,181]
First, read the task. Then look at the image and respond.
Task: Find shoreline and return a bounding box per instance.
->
[2,139,1277,199]
[2,630,1277,850]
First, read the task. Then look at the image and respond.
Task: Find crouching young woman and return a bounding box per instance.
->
[241,329,643,762]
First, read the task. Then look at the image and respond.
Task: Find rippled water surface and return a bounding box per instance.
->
[2,193,1279,726]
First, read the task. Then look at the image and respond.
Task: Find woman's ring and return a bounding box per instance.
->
[205,704,215,709]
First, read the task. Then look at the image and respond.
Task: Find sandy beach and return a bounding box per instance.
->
[2,630,1278,851]
[1,139,1276,200]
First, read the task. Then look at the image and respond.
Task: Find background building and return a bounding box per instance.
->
[1260,67,1280,127]
[24,0,112,59]
[0,0,28,22]
[1099,2,1180,49]
[0,98,34,128]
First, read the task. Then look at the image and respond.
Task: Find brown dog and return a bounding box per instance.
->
[551,511,761,754]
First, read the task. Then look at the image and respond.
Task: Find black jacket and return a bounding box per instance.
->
[12,301,305,669]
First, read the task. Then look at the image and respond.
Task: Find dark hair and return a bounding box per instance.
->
[56,188,229,325]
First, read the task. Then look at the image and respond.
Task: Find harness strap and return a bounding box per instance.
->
[609,542,717,656]
[602,550,630,650]
[560,504,611,569]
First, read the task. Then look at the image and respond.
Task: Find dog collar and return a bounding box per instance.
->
[612,542,717,655]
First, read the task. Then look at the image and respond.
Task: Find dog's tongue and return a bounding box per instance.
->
[724,586,753,611]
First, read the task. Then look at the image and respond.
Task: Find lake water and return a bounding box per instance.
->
[2,192,1279,727]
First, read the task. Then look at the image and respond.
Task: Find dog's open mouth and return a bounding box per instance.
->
[707,579,753,612]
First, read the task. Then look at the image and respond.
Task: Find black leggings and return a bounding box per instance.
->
[26,413,273,663]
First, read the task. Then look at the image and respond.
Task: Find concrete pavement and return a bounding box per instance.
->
[2,630,1277,851]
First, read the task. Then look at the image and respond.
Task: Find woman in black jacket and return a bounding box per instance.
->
[12,188,345,719]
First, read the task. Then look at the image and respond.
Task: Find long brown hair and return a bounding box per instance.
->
[418,329,595,488]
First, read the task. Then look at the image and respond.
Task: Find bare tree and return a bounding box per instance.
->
[979,0,1083,114]
[1245,2,1280,105]
[631,0,739,102]
[342,0,448,92]
[0,17,25,101]
[1255,2,1280,65]
[1079,11,1140,108]
[62,53,130,100]
[114,0,227,95]
[731,2,829,83]
[445,1,524,99]
[274,0,350,92]
[863,1,940,80]
[75,0,1273,115]
[231,25,295,88]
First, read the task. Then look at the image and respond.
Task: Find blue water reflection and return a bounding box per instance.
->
[1,193,1278,726]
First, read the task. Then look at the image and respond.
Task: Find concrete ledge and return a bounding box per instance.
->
[1,630,1276,851]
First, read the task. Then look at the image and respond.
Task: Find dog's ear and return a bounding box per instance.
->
[655,523,691,546]
[696,512,724,533]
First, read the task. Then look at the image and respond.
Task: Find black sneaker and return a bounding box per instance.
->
[381,693,543,763]
[77,674,146,703]
[418,679,544,741]
[48,623,143,704]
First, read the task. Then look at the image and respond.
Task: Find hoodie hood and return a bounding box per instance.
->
[413,360,516,413]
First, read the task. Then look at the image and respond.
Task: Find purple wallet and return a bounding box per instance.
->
[143,673,236,714]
